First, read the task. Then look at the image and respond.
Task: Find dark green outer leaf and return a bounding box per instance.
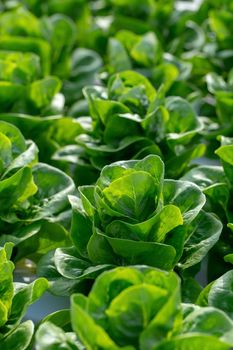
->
[179,211,223,269]
[99,232,176,270]
[208,270,233,320]
[163,180,206,224]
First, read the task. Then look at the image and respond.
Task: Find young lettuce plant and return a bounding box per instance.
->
[0,111,88,175]
[0,6,77,78]
[183,136,233,216]
[0,243,48,349]
[0,49,61,115]
[35,266,233,350]
[0,6,78,114]
[182,136,233,280]
[107,31,162,75]
[38,155,222,295]
[107,30,194,98]
[54,70,205,184]
[0,121,75,262]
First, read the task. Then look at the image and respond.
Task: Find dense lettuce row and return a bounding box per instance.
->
[0,0,233,349]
